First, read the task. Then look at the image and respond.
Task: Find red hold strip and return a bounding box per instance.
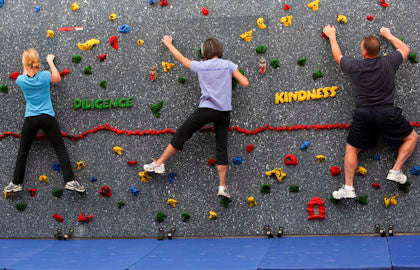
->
[59,27,75,32]
[284,154,298,165]
[330,166,341,176]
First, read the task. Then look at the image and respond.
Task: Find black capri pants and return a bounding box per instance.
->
[171,108,230,165]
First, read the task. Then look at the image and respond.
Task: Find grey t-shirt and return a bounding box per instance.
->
[340,50,403,107]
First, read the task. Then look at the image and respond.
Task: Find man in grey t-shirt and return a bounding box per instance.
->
[322,25,418,200]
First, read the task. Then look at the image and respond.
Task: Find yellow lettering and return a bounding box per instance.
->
[322,87,330,98]
[330,86,338,97]
[288,91,298,102]
[316,88,323,99]
[306,89,316,100]
[298,90,306,102]
[275,92,284,104]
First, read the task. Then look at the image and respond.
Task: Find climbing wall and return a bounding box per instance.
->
[0,0,419,238]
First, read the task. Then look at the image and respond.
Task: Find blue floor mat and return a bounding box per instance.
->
[388,235,420,270]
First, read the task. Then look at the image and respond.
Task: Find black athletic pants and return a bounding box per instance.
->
[171,108,230,165]
[13,114,74,184]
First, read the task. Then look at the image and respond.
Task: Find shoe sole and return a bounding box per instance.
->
[4,188,22,193]
[218,194,230,199]
[65,186,86,193]
[332,193,356,200]
[387,178,407,184]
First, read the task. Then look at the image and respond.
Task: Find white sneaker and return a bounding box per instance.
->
[217,186,230,199]
[332,185,356,199]
[65,180,86,193]
[387,170,407,184]
[3,182,22,193]
[143,159,165,174]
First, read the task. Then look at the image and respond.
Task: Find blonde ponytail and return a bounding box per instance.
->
[22,48,41,70]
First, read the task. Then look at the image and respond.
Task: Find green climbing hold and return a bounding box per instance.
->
[178,77,186,84]
[399,37,404,41]
[260,184,271,194]
[72,54,82,63]
[328,196,340,205]
[297,57,307,66]
[16,203,27,212]
[52,189,64,198]
[84,65,92,75]
[220,197,233,208]
[289,185,299,193]
[312,69,323,80]
[99,80,107,89]
[0,84,8,94]
[117,201,125,208]
[232,68,245,90]
[181,212,190,222]
[355,194,368,205]
[270,58,280,69]
[155,212,166,223]
[408,53,419,63]
[398,181,411,193]
[197,48,204,59]
[256,45,267,54]
[150,101,163,118]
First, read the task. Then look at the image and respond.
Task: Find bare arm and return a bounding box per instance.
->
[323,25,343,65]
[47,54,61,83]
[161,35,191,69]
[233,69,249,87]
[380,27,410,60]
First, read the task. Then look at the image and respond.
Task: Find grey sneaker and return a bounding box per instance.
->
[332,185,356,199]
[217,186,230,199]
[387,170,407,184]
[143,159,165,174]
[3,182,22,193]
[65,180,86,193]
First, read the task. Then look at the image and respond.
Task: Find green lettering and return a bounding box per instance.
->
[94,99,103,109]
[118,98,127,108]
[81,99,88,110]
[126,97,133,108]
[110,98,119,108]
[73,99,82,109]
[103,98,110,109]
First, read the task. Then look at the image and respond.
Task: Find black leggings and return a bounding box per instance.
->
[13,114,74,185]
[171,108,230,165]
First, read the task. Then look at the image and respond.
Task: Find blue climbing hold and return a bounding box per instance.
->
[90,176,97,182]
[0,0,4,8]
[373,154,381,161]
[300,141,310,150]
[130,186,140,196]
[412,166,420,176]
[118,24,131,33]
[233,157,243,165]
[168,172,177,184]
[148,0,156,4]
[34,5,40,12]
[51,162,61,173]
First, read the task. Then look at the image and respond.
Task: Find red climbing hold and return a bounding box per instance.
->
[283,4,290,10]
[110,35,118,50]
[99,185,112,197]
[367,15,374,21]
[160,0,168,6]
[372,183,380,189]
[78,211,93,223]
[98,54,107,62]
[9,72,19,81]
[208,158,217,167]
[246,144,255,153]
[284,154,298,165]
[330,166,341,176]
[127,160,138,166]
[28,188,37,197]
[321,32,329,40]
[379,0,389,7]
[52,214,63,222]
[59,67,70,78]
[201,7,209,16]
[307,197,326,220]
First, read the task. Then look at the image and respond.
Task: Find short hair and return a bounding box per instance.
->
[202,38,223,60]
[362,35,380,57]
[22,48,41,70]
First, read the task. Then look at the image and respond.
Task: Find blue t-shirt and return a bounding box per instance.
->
[16,70,55,117]
[190,58,238,111]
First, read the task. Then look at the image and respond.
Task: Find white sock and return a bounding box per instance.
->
[390,169,400,173]
[345,185,353,190]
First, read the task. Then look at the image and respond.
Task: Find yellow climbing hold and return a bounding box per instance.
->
[109,13,117,21]
[113,146,123,156]
[47,30,55,38]
[337,15,347,24]
[77,39,100,51]
[70,3,79,11]
[77,161,86,170]
[248,197,257,207]
[307,0,320,10]
[209,211,218,220]
[355,166,367,176]
[139,170,152,183]
[162,61,175,72]
[384,194,398,207]
[240,30,253,42]
[39,175,49,183]
[280,16,293,27]
[137,39,144,46]
[167,199,178,208]
[257,18,267,29]
[316,155,326,163]
[4,191,14,199]
[265,168,287,182]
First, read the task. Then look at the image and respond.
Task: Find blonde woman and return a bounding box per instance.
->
[3,49,85,194]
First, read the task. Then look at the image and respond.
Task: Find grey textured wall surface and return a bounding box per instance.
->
[0,0,419,238]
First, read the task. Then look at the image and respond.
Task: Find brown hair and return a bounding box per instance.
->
[362,35,380,57]
[202,38,223,60]
[22,48,41,70]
